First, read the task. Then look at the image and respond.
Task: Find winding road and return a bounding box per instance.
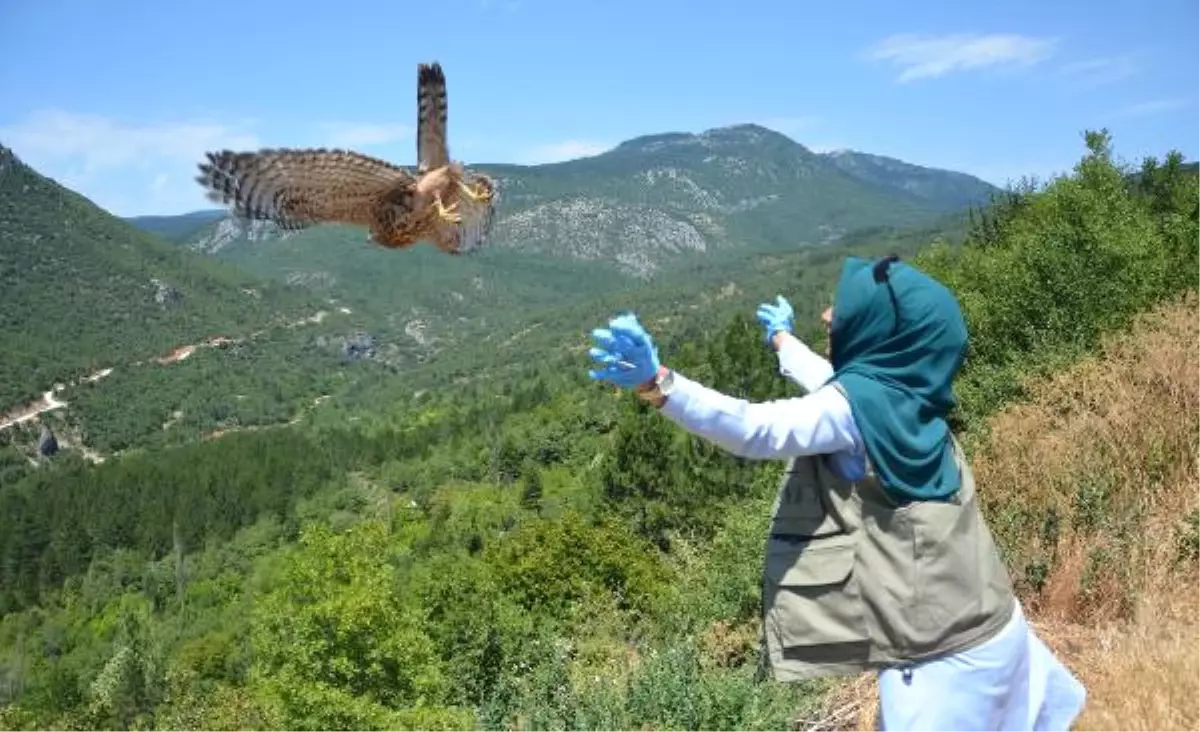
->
[0,306,352,435]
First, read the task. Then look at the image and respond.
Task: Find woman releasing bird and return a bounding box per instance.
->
[587,255,1088,731]
[194,62,496,256]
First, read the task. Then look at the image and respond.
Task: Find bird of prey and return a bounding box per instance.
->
[194,62,496,255]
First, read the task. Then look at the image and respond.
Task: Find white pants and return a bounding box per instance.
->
[878,602,1087,731]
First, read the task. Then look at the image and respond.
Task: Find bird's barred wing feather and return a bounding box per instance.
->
[416,62,450,173]
[196,148,416,230]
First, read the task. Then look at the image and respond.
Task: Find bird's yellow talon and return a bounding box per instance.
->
[434,195,462,223]
[458,181,493,203]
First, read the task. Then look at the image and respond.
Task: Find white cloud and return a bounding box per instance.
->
[1109,97,1193,119]
[0,109,262,216]
[1058,54,1139,88]
[0,109,419,216]
[318,122,412,148]
[866,33,1058,82]
[0,109,260,176]
[521,140,610,164]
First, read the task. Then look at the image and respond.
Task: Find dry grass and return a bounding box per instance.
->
[797,673,878,731]
[809,291,1200,730]
[977,291,1199,628]
[1031,587,1198,731]
[697,617,761,671]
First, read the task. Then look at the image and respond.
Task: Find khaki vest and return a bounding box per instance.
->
[760,426,1016,681]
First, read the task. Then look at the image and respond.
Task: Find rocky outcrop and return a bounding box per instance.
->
[191,216,296,254]
[151,278,183,308]
[38,425,58,456]
[168,123,999,280]
[316,332,378,363]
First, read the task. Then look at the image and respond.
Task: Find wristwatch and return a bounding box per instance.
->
[635,365,675,407]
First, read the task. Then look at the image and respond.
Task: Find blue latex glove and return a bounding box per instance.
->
[588,312,661,388]
[756,295,794,343]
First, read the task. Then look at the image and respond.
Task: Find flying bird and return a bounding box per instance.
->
[194,62,496,255]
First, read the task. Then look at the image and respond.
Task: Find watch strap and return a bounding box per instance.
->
[635,366,673,404]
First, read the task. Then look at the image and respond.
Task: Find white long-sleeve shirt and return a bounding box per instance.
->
[654,336,1088,729]
[657,334,869,479]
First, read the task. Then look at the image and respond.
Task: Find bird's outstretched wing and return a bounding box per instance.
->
[416,62,450,173]
[196,148,415,230]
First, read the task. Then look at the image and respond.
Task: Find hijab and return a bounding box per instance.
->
[826,255,968,501]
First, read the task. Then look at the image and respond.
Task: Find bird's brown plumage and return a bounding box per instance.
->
[194,61,496,255]
[414,62,496,255]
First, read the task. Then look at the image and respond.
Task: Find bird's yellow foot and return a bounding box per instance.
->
[434,194,462,223]
[458,181,494,203]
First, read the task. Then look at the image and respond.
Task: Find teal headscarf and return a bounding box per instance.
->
[826,255,968,502]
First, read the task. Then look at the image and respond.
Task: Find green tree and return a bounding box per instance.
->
[520,460,545,514]
[247,520,466,730]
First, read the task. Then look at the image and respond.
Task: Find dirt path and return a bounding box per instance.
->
[0,307,349,448]
[0,388,69,431]
[0,364,117,430]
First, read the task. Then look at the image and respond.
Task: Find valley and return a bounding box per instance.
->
[0,124,1196,731]
[1,124,985,460]
[3,0,1197,724]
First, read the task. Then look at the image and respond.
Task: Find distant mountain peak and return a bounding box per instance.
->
[0,143,21,173]
[702,122,780,137]
[613,122,800,155]
[127,120,994,285]
[819,148,998,207]
[613,131,694,152]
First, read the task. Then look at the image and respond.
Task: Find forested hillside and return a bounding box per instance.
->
[125,124,993,365]
[123,210,226,244]
[160,123,994,271]
[0,144,328,409]
[0,129,1195,730]
[1,128,979,459]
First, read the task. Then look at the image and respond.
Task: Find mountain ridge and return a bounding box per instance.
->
[820,147,999,209]
[0,142,329,408]
[125,209,227,243]
[0,125,995,447]
[133,121,994,276]
[110,122,996,378]
[130,122,998,243]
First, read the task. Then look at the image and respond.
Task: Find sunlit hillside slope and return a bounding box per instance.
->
[0,129,1195,732]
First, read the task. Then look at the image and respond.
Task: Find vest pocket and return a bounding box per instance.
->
[772,463,846,537]
[762,533,870,647]
[901,498,985,635]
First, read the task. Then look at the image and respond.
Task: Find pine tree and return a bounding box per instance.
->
[520,460,543,514]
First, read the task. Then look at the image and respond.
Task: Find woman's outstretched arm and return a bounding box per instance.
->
[589,310,859,462]
[654,369,860,460]
[774,332,834,394]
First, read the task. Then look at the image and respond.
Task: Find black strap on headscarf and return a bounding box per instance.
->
[873,254,902,335]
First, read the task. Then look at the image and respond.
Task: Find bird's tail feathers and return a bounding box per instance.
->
[416,62,450,171]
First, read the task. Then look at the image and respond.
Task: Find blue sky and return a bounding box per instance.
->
[1,0,1196,216]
